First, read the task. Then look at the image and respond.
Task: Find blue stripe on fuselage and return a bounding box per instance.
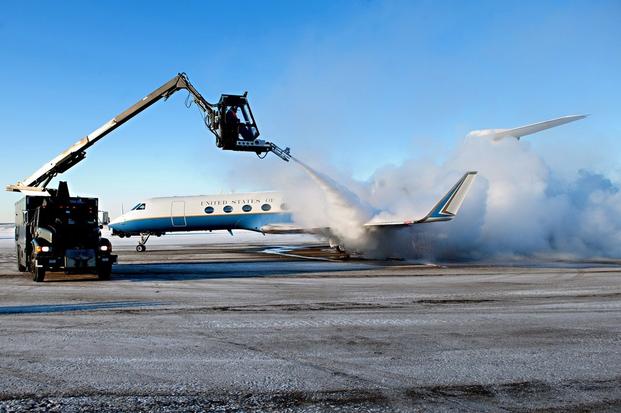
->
[109,212,293,234]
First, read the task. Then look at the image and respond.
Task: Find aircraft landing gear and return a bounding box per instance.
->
[136,233,151,252]
[329,238,346,253]
[329,238,350,258]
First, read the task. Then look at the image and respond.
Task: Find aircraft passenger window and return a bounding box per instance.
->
[223,205,233,213]
[204,206,214,214]
[261,203,271,211]
[242,205,252,212]
[280,203,289,211]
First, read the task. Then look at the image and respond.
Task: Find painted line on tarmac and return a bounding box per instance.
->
[261,246,338,262]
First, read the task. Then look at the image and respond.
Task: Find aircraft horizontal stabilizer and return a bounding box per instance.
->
[469,114,587,141]
[364,171,478,228]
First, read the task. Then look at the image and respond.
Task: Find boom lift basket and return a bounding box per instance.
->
[216,93,261,150]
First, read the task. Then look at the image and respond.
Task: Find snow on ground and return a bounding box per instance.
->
[0,224,13,248]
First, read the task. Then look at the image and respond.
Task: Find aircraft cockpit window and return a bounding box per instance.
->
[131,203,146,211]
[242,205,252,212]
[261,203,272,212]
[223,205,233,213]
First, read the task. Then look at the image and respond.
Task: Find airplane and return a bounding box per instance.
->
[108,172,477,252]
[109,114,587,253]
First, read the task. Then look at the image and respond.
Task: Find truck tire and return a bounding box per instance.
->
[16,248,26,272]
[32,266,45,282]
[97,264,112,280]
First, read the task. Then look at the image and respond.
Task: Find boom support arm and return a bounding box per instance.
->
[7,73,290,193]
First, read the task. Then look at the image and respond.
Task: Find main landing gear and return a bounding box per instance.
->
[136,233,150,252]
[329,238,346,253]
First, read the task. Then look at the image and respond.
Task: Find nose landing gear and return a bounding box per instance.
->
[136,233,150,252]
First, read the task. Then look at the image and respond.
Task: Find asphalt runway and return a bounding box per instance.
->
[0,240,620,412]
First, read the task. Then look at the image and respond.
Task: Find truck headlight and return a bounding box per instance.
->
[100,245,109,252]
[41,246,50,252]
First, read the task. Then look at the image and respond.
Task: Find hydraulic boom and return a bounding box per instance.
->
[7,73,290,193]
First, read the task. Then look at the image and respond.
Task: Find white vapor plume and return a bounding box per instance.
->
[428,136,621,260]
[228,132,621,261]
[288,134,621,260]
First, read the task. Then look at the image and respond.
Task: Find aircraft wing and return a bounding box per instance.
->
[259,224,328,235]
[469,114,587,141]
[363,171,477,228]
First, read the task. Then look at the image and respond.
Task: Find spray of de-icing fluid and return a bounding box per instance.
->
[289,156,376,252]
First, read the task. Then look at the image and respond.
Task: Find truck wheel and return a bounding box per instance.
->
[16,249,26,272]
[97,264,112,280]
[32,266,45,282]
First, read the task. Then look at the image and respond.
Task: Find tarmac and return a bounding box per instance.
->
[0,237,620,412]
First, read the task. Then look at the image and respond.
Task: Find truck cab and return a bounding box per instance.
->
[15,182,116,282]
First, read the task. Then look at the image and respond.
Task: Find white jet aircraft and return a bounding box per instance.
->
[109,172,477,252]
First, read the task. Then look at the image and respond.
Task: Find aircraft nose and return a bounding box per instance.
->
[108,215,123,228]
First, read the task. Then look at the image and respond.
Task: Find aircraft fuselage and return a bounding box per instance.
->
[109,191,292,236]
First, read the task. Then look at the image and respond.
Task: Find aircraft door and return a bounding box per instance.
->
[171,201,187,227]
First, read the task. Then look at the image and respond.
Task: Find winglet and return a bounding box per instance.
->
[469,114,587,141]
[416,171,478,223]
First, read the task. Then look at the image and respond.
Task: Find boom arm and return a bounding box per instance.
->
[7,73,290,193]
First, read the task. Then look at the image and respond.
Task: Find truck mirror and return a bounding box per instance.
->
[99,211,110,226]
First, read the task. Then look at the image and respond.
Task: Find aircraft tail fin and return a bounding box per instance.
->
[416,171,477,223]
[363,171,477,228]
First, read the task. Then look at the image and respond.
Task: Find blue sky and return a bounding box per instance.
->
[0,0,619,222]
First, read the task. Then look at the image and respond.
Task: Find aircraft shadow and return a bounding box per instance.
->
[0,300,164,314]
[109,260,374,282]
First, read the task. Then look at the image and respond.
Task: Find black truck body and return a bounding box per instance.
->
[14,183,116,282]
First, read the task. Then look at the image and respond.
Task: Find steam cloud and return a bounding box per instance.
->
[274,135,621,261]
